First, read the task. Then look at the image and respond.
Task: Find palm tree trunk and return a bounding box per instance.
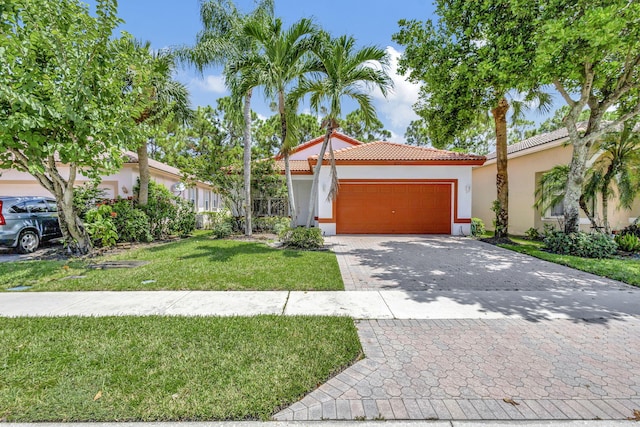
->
[243,88,253,236]
[278,91,297,227]
[137,141,150,206]
[284,152,296,227]
[492,97,509,239]
[306,125,332,227]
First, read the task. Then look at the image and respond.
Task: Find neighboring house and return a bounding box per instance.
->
[274,132,486,236]
[472,128,640,235]
[0,151,220,213]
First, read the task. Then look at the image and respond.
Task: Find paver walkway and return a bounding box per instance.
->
[275,235,640,421]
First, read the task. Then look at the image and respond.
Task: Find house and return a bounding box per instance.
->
[0,151,220,212]
[472,128,640,235]
[274,132,486,236]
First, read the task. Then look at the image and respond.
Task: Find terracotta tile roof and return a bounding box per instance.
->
[274,159,312,173]
[310,141,486,163]
[275,131,362,159]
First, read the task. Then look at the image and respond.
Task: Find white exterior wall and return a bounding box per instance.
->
[315,165,474,236]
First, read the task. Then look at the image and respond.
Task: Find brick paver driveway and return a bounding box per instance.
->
[275,235,640,421]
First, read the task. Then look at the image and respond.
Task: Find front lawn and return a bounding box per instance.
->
[497,236,640,287]
[0,315,361,421]
[0,235,344,291]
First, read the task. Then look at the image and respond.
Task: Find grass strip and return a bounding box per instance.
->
[0,235,343,291]
[0,315,361,421]
[498,237,640,287]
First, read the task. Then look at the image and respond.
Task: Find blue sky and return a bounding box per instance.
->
[87,0,557,143]
[84,0,438,141]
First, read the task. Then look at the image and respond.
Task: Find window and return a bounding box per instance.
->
[9,202,28,214]
[46,200,58,212]
[26,199,48,213]
[549,199,564,217]
[204,191,210,211]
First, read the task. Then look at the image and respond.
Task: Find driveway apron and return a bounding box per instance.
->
[275,235,640,421]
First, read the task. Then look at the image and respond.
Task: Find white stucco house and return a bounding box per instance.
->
[0,151,220,213]
[274,132,486,236]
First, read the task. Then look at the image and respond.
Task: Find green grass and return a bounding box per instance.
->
[496,235,640,287]
[0,315,361,422]
[0,234,343,291]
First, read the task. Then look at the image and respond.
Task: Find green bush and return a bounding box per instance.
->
[135,181,195,239]
[543,230,617,258]
[253,216,290,234]
[199,211,235,239]
[470,217,485,237]
[615,233,640,252]
[279,227,324,250]
[73,182,107,219]
[84,204,118,247]
[110,198,152,243]
[524,227,542,241]
[619,224,640,239]
[171,198,196,237]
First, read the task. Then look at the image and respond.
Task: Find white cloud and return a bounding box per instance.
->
[191,74,228,94]
[370,46,421,141]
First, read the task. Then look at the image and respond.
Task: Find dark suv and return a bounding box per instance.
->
[0,196,63,253]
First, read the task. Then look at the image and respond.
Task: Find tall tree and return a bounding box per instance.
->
[128,42,192,206]
[181,0,274,236]
[394,1,549,239]
[296,33,393,227]
[234,16,319,227]
[341,109,391,142]
[0,0,135,254]
[523,0,640,233]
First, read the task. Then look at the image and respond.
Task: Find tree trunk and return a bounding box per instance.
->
[579,194,598,230]
[492,97,509,239]
[137,141,150,206]
[306,125,333,227]
[564,142,591,233]
[284,152,296,227]
[243,88,253,236]
[278,90,296,227]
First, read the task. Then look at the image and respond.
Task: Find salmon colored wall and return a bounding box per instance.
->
[472,143,640,235]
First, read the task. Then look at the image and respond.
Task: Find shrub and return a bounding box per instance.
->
[110,198,152,243]
[253,216,290,234]
[171,198,196,237]
[279,227,324,250]
[524,227,542,241]
[73,182,107,219]
[615,233,640,252]
[619,224,640,239]
[84,204,118,247]
[470,217,485,237]
[543,230,617,258]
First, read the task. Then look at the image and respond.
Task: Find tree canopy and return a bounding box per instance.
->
[0,0,137,254]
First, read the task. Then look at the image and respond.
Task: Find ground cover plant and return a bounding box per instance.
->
[0,234,343,291]
[0,316,361,421]
[497,235,640,287]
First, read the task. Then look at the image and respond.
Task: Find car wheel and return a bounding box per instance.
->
[17,230,40,254]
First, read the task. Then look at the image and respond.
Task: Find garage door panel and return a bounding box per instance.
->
[336,183,451,234]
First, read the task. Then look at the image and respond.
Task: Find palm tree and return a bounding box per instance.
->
[535,122,640,233]
[179,0,274,235]
[588,121,640,233]
[295,33,393,227]
[232,16,319,227]
[129,42,192,206]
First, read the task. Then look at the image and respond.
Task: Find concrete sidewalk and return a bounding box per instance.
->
[2,289,640,320]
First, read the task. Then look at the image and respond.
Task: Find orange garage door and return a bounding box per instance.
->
[336,183,452,234]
